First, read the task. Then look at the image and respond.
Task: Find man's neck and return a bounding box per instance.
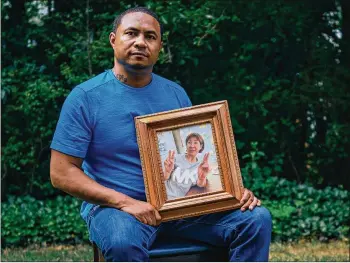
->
[112,65,152,88]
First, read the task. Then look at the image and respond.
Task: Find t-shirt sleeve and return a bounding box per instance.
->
[179,88,192,108]
[169,83,192,108]
[50,87,92,158]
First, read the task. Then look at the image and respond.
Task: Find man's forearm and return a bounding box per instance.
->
[51,165,133,209]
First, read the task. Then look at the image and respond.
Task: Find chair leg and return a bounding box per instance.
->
[93,242,105,262]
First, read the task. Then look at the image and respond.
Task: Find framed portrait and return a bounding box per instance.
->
[135,100,244,222]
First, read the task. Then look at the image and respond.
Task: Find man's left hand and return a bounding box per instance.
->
[239,188,261,212]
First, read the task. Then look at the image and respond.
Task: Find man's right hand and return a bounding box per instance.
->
[50,150,161,226]
[120,199,161,226]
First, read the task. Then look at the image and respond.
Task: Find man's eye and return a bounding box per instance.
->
[146,35,156,40]
[126,32,134,36]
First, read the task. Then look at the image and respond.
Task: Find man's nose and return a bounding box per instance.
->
[134,34,146,48]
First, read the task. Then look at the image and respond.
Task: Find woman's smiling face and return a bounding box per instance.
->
[186,137,202,157]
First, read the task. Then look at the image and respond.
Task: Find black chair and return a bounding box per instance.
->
[93,236,228,262]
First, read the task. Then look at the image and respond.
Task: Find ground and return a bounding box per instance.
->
[1,240,349,261]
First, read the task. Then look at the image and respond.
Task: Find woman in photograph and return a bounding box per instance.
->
[163,133,211,200]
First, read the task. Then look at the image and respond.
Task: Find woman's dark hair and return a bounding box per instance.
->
[185,133,205,153]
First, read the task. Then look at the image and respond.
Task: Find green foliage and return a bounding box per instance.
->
[2,0,349,198]
[1,178,349,247]
[1,0,349,247]
[1,195,88,247]
[242,143,349,242]
[259,181,348,242]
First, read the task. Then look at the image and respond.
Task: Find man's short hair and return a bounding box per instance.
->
[185,133,205,153]
[112,6,163,38]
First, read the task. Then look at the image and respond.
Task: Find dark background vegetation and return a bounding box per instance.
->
[1,0,349,247]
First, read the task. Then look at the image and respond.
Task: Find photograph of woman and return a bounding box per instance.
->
[158,124,222,200]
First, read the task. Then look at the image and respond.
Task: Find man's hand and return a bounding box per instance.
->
[197,153,210,187]
[163,150,175,180]
[239,188,261,212]
[120,199,161,226]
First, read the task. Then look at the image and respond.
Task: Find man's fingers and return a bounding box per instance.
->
[154,209,161,220]
[148,209,162,226]
[249,197,259,210]
[238,188,260,212]
[140,209,155,226]
[138,216,147,225]
[240,189,254,211]
[148,213,156,226]
[241,195,254,211]
[154,209,162,225]
[240,189,250,204]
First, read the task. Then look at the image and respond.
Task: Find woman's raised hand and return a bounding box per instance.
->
[163,150,175,180]
[198,152,210,181]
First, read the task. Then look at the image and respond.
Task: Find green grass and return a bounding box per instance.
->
[1,241,349,261]
[1,244,92,262]
[270,240,349,261]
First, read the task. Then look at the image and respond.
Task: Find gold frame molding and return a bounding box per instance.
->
[135,100,244,222]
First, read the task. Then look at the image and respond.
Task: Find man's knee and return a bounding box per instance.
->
[255,206,272,223]
[89,208,149,261]
[247,206,272,233]
[104,234,148,261]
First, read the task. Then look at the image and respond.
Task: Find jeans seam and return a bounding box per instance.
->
[146,225,161,249]
[87,205,100,227]
[91,214,105,253]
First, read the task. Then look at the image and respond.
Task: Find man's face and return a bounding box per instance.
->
[110,12,162,70]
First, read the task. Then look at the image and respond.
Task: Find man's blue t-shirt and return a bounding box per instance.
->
[50,69,192,221]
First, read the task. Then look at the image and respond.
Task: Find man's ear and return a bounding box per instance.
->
[109,32,116,48]
[160,41,163,51]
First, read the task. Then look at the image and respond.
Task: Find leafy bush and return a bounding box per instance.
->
[1,195,88,247]
[2,0,350,200]
[251,178,349,242]
[242,142,349,242]
[1,0,349,247]
[1,180,349,247]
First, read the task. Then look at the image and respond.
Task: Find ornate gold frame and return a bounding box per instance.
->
[135,100,244,222]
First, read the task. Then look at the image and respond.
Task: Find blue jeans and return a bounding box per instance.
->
[87,206,272,261]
